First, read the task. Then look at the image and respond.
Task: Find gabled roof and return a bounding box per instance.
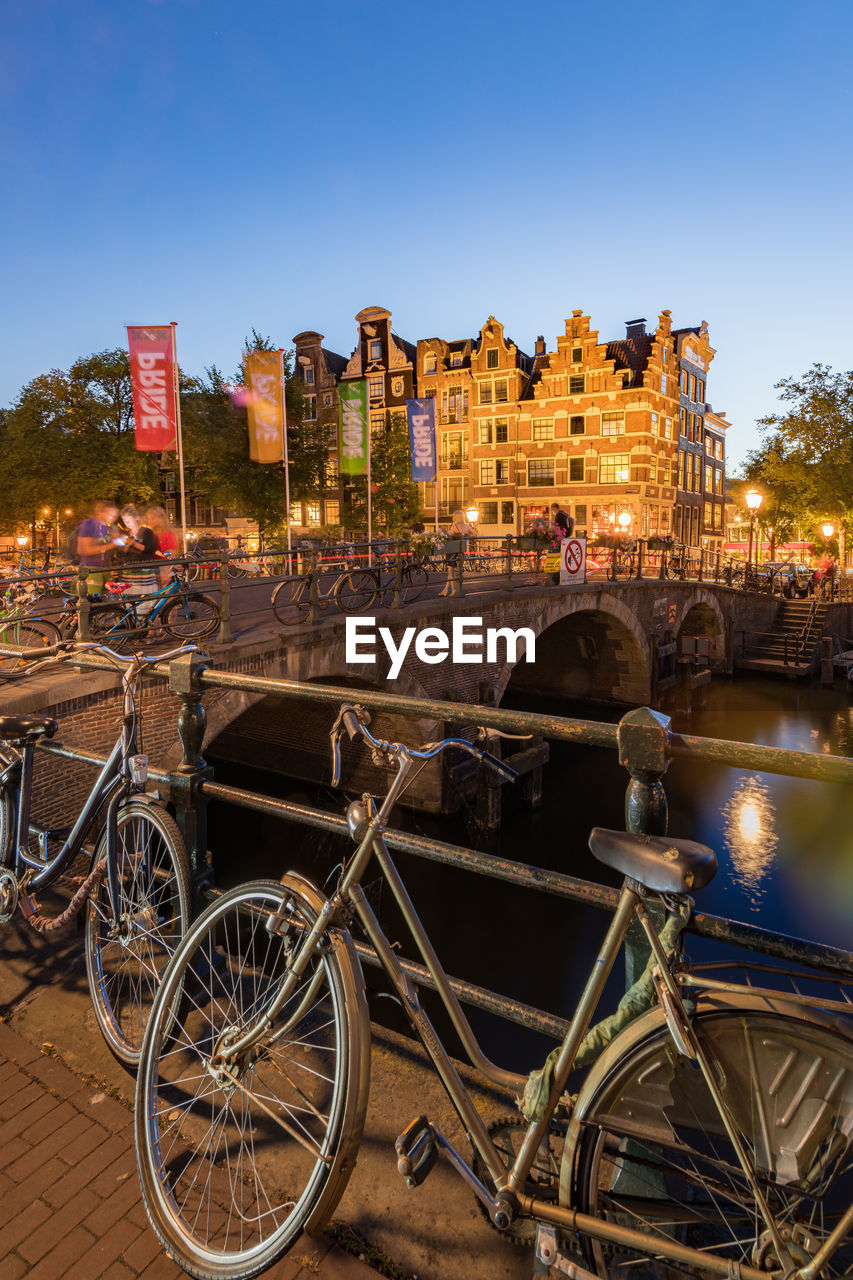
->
[322,348,349,377]
[605,334,653,387]
[391,332,417,363]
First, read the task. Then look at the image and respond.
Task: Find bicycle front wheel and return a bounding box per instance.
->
[136,877,370,1280]
[162,593,220,639]
[88,604,138,651]
[85,799,191,1067]
[565,1003,853,1278]
[334,569,377,612]
[271,577,309,625]
[401,564,428,603]
[0,618,61,673]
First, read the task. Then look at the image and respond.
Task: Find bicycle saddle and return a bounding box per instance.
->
[0,716,58,744]
[589,827,717,895]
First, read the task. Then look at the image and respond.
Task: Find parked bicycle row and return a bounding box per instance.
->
[0,639,850,1280]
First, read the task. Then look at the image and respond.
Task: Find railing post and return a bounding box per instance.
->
[617,707,671,987]
[658,548,667,581]
[217,553,233,644]
[168,650,213,895]
[391,539,403,609]
[697,550,705,582]
[715,549,721,582]
[504,535,514,591]
[635,539,644,580]
[76,567,91,640]
[308,548,320,622]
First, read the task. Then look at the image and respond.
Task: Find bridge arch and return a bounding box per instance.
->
[499,593,651,706]
[676,590,727,670]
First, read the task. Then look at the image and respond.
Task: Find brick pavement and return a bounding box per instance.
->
[0,1022,379,1280]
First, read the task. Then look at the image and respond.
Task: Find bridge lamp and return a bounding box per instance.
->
[16,535,28,548]
[465,504,479,525]
[745,490,762,569]
[617,511,632,529]
[822,521,834,540]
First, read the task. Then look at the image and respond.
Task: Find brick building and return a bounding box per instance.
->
[291,330,348,529]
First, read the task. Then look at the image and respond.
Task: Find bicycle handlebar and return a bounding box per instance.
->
[329,702,519,787]
[0,640,201,680]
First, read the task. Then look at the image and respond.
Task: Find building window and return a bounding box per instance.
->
[532,419,554,441]
[601,411,625,436]
[479,423,492,445]
[441,430,467,469]
[528,459,554,486]
[441,476,468,507]
[495,379,508,402]
[486,348,499,369]
[325,457,339,484]
[304,365,314,385]
[690,375,697,401]
[370,412,385,435]
[424,386,437,399]
[324,500,340,524]
[391,378,404,397]
[679,408,687,435]
[663,346,668,363]
[480,382,493,405]
[599,453,630,484]
[422,480,436,509]
[661,373,667,394]
[324,393,332,406]
[571,346,583,363]
[289,502,302,524]
[570,375,585,394]
[715,470,723,495]
[450,350,463,366]
[495,418,509,443]
[697,378,705,401]
[479,501,498,523]
[306,502,321,525]
[575,504,587,526]
[304,395,316,420]
[649,456,657,483]
[368,376,383,399]
[659,460,670,485]
[570,414,585,435]
[665,417,673,440]
[716,439,724,461]
[681,370,688,392]
[368,340,382,361]
[501,501,514,524]
[480,460,495,486]
[651,412,659,436]
[496,460,510,485]
[569,458,584,481]
[443,385,467,423]
[424,352,437,374]
[705,464,714,492]
[705,436,714,455]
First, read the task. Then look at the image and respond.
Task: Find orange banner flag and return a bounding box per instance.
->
[244,349,285,463]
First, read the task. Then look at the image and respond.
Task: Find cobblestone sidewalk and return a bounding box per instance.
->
[0,1022,377,1280]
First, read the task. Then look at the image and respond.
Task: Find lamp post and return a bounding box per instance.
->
[822,521,834,542]
[745,489,762,570]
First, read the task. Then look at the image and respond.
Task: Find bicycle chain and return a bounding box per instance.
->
[471,1115,562,1246]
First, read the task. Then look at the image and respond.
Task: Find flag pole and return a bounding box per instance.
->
[170,322,188,552]
[279,349,292,554]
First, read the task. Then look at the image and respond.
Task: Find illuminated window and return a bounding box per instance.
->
[306,502,321,525]
[705,464,714,491]
[290,502,302,523]
[601,411,625,436]
[324,500,340,524]
[532,419,554,441]
[665,417,673,440]
[599,454,630,485]
[441,430,467,469]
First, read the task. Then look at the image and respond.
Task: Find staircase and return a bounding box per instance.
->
[739,599,829,674]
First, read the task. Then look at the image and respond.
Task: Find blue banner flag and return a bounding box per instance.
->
[406,397,437,482]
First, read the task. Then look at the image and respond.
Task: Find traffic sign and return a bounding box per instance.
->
[561,537,587,584]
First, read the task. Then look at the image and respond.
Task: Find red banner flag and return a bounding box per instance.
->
[127,325,178,451]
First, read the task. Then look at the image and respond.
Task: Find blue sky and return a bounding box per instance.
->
[3,0,852,469]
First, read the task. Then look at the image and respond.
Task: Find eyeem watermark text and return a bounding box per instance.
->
[345,617,536,679]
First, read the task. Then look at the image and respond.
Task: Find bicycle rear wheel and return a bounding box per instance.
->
[565,1003,853,1278]
[401,564,428,603]
[162,593,220,639]
[334,569,378,612]
[271,577,309,625]
[136,877,369,1280]
[85,799,191,1067]
[88,604,138,651]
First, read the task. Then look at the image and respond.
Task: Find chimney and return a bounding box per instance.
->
[626,318,646,341]
[535,335,546,356]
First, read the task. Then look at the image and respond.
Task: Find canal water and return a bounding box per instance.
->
[207,673,853,1074]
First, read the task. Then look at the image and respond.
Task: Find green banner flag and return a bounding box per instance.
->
[338,380,368,475]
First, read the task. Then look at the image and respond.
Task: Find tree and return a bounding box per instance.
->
[741,440,801,558]
[757,363,853,565]
[341,413,420,536]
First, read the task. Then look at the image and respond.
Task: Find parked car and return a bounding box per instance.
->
[757,560,815,598]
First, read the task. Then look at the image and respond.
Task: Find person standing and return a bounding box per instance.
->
[440,509,477,597]
[549,503,574,583]
[146,505,179,585]
[118,505,159,612]
[76,501,123,596]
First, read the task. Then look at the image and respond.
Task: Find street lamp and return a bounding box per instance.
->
[822,521,834,541]
[745,489,762,570]
[465,504,479,525]
[617,511,632,530]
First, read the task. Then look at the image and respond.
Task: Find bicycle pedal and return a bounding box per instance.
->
[395,1114,437,1188]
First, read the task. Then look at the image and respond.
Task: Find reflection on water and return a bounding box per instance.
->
[721,776,777,905]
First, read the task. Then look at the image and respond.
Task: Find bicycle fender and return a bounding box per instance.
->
[559,990,853,1210]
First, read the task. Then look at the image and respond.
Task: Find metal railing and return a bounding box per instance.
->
[3,646,849,1044]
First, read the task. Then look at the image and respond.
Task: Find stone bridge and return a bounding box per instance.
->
[5,578,800,831]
